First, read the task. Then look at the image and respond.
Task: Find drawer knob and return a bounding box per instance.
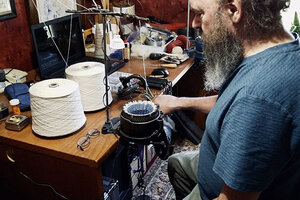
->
[6,149,15,163]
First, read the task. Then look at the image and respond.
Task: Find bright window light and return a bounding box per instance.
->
[281,0,300,31]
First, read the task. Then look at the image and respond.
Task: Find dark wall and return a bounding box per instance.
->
[133,0,190,24]
[0,0,33,71]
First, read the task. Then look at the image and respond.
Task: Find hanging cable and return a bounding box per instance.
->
[19,171,68,200]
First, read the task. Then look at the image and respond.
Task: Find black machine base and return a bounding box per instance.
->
[102,117,120,134]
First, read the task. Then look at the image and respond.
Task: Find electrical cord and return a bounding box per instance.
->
[19,171,68,199]
[4,69,14,84]
[163,81,173,95]
[102,76,111,109]
[5,68,13,76]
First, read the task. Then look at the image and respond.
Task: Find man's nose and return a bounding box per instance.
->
[192,17,201,29]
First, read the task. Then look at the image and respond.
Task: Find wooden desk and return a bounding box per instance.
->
[0,58,194,200]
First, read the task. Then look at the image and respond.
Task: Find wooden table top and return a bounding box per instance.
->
[0,58,194,168]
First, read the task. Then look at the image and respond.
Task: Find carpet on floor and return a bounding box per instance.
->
[132,138,200,200]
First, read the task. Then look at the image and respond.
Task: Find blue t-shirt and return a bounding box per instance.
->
[198,34,300,200]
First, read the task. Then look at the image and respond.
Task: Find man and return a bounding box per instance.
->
[155,0,300,199]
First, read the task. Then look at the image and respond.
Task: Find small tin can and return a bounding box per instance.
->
[5,115,30,131]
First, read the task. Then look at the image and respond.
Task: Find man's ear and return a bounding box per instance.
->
[223,0,242,23]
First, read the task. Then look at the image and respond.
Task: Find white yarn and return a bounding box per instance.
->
[94,24,103,56]
[65,62,113,112]
[172,46,183,55]
[113,5,135,15]
[29,78,86,137]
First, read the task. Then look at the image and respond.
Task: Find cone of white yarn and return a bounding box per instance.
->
[65,62,113,112]
[29,78,86,137]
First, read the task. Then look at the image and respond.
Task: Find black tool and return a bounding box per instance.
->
[151,68,169,78]
[149,53,163,60]
[146,76,169,89]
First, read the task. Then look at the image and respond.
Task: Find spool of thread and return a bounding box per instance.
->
[113,5,135,35]
[29,79,86,137]
[65,62,113,112]
[172,46,183,54]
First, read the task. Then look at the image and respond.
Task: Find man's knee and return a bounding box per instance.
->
[167,151,199,182]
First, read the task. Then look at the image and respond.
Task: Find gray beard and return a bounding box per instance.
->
[202,23,244,91]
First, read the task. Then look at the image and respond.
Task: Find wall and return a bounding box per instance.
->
[133,0,189,25]
[0,0,33,71]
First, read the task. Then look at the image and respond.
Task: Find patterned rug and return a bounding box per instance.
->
[132,137,200,200]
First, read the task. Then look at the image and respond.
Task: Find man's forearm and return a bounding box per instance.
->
[176,95,217,114]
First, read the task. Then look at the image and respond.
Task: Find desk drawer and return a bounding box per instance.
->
[0,142,104,200]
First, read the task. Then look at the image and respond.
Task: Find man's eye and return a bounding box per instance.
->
[195,12,203,18]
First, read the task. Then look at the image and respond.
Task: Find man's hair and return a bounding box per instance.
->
[219,0,290,35]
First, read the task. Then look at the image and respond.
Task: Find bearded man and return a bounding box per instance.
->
[154,0,300,199]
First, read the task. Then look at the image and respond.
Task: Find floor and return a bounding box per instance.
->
[132,136,200,200]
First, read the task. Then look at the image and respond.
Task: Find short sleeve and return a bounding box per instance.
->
[213,95,292,192]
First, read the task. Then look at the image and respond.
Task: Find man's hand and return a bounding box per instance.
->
[154,95,179,114]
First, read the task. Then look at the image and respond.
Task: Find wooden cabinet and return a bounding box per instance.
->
[0,142,103,200]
